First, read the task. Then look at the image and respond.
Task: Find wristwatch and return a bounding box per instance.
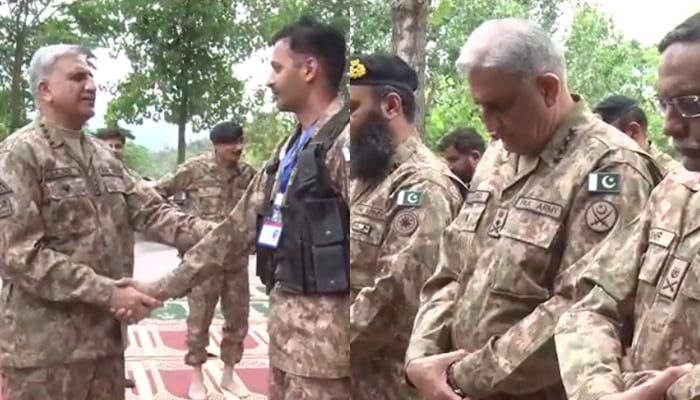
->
[446,360,467,398]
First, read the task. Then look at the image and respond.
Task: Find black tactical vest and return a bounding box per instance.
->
[256,109,349,296]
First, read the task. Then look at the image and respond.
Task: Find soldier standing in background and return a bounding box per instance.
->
[437,127,486,185]
[0,44,215,400]
[555,12,700,400]
[348,53,466,399]
[594,94,681,175]
[115,16,351,399]
[94,126,153,181]
[154,121,256,399]
[404,18,661,400]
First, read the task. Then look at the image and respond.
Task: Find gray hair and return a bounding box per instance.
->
[456,18,566,79]
[28,44,88,100]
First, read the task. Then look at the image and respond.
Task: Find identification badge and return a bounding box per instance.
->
[258,219,283,249]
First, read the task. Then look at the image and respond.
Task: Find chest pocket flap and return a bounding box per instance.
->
[500,201,562,249]
[98,166,126,193]
[197,185,222,197]
[43,167,88,200]
[351,204,385,247]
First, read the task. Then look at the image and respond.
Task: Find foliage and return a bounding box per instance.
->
[0,0,110,136]
[0,0,681,166]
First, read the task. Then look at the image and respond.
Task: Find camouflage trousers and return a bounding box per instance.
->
[1,355,125,400]
[269,366,350,400]
[185,264,249,366]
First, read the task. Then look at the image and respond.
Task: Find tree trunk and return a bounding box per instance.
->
[7,0,29,133]
[177,121,187,164]
[390,0,430,137]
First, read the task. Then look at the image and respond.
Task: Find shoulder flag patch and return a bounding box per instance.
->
[396,190,422,206]
[587,172,620,193]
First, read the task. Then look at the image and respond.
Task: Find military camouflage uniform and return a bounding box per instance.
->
[150,99,351,399]
[648,141,681,176]
[555,167,700,400]
[406,98,662,400]
[350,134,465,399]
[0,121,215,400]
[155,152,256,367]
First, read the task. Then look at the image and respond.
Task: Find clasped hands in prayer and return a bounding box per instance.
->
[108,278,164,324]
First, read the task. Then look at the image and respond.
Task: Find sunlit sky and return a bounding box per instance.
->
[31,1,700,148]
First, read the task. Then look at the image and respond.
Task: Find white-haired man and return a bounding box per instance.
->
[404,18,662,400]
[0,44,215,399]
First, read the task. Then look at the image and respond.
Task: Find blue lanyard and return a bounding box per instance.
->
[278,123,315,195]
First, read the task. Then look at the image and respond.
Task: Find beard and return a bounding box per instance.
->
[350,110,394,184]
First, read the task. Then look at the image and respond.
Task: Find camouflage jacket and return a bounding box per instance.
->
[0,121,214,368]
[406,98,662,399]
[152,98,351,378]
[555,167,700,400]
[155,152,256,222]
[350,134,465,399]
[649,142,682,177]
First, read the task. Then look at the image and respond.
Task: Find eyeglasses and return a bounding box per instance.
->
[656,94,700,119]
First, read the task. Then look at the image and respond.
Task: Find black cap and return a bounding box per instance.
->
[349,54,418,93]
[593,95,639,124]
[209,121,243,144]
[93,127,135,142]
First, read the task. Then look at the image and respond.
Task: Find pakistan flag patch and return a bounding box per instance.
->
[587,173,621,193]
[396,190,422,206]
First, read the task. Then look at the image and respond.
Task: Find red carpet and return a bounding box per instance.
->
[124,320,269,399]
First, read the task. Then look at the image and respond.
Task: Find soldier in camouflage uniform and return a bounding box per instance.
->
[348,54,466,400]
[594,95,681,176]
[555,12,700,400]
[0,44,215,400]
[404,19,662,400]
[115,17,351,399]
[154,121,256,399]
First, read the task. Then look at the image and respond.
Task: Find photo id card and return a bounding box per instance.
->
[257,219,283,249]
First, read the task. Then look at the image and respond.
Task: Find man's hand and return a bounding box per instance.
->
[109,285,162,324]
[600,364,692,400]
[406,350,469,400]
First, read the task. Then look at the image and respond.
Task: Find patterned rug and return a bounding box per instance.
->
[124,285,270,399]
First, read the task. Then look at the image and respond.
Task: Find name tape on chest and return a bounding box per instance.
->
[587,172,621,193]
[396,190,422,207]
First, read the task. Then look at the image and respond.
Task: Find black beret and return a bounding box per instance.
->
[210,121,243,144]
[593,95,639,124]
[93,127,135,141]
[349,54,418,93]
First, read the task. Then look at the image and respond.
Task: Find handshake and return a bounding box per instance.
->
[108,278,167,324]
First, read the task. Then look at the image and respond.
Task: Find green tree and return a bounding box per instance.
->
[0,0,110,136]
[101,0,259,164]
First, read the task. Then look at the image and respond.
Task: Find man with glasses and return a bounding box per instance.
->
[555,11,700,400]
[594,95,680,175]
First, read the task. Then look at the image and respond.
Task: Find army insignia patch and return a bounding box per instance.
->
[351,221,372,235]
[658,258,690,301]
[488,207,509,238]
[587,173,621,193]
[584,200,618,233]
[396,190,422,206]
[0,179,11,195]
[393,210,419,236]
[0,197,13,219]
